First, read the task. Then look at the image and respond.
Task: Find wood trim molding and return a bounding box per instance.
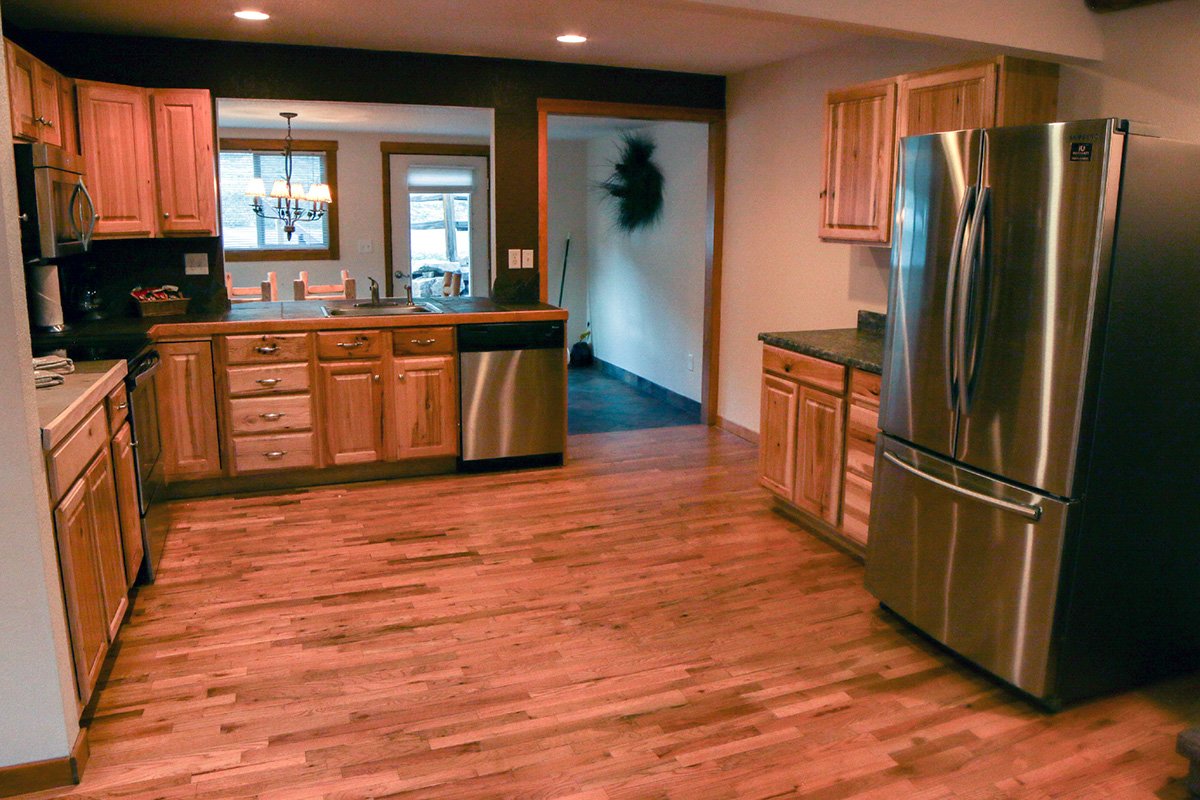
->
[536,98,727,428]
[218,138,340,263]
[717,415,758,446]
[379,142,491,297]
[0,727,88,797]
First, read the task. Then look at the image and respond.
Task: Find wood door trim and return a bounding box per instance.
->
[536,98,727,425]
[380,142,492,298]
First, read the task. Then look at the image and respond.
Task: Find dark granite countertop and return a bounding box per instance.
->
[758,310,886,375]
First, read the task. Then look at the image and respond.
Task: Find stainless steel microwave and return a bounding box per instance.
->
[14,143,97,264]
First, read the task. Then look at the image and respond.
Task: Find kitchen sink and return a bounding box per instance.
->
[321,301,438,317]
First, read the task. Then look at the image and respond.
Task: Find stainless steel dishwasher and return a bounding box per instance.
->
[458,321,565,469]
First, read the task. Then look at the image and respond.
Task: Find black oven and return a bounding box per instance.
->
[127,347,168,581]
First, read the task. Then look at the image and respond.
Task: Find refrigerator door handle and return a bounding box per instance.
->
[882,451,1044,521]
[962,187,990,414]
[956,186,989,417]
[943,185,977,410]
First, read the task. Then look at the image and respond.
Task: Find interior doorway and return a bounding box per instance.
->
[540,102,724,434]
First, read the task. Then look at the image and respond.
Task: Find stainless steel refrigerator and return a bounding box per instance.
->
[866,118,1200,708]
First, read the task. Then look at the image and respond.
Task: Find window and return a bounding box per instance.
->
[219,138,339,261]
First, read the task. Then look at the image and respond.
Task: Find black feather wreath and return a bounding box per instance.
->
[599,133,665,231]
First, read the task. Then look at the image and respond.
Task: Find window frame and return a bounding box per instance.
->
[219,137,340,262]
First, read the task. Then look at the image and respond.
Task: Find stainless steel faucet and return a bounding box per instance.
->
[368,276,380,304]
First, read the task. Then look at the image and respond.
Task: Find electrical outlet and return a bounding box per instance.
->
[687,353,695,372]
[508,249,521,269]
[521,249,534,269]
[356,239,374,254]
[184,252,209,275]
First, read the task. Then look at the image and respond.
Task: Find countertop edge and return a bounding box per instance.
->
[758,329,884,375]
[40,360,128,451]
[148,308,569,339]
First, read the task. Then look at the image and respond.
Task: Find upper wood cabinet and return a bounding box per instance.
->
[5,39,66,146]
[819,80,897,245]
[820,55,1059,245]
[391,354,458,460]
[157,340,223,480]
[77,80,218,239]
[151,90,218,236]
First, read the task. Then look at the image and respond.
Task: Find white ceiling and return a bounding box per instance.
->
[2,0,864,75]
[217,98,493,137]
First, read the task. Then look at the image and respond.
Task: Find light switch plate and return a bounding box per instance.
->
[184,252,209,275]
[508,249,521,269]
[521,249,534,269]
[356,239,374,254]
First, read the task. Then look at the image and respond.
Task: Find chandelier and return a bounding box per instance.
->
[244,112,332,241]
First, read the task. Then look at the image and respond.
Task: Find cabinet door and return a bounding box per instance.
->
[392,355,458,460]
[85,450,129,640]
[111,422,144,587]
[158,340,222,479]
[77,80,157,238]
[53,478,108,707]
[794,387,845,525]
[897,62,996,140]
[5,40,38,141]
[758,372,799,498]
[151,89,217,236]
[32,59,64,148]
[320,361,384,465]
[819,79,896,244]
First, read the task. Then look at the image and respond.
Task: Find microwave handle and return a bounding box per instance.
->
[77,179,98,250]
[67,181,84,241]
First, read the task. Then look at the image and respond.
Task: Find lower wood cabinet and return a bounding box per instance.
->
[157,340,222,480]
[392,355,458,459]
[319,360,385,465]
[53,476,110,708]
[758,344,881,554]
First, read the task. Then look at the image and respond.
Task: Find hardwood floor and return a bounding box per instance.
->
[15,426,1199,799]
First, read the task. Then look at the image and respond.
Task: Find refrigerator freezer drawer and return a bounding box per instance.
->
[865,436,1073,700]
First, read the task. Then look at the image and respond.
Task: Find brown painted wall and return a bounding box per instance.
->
[9,27,725,301]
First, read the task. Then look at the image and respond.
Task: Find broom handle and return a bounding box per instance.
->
[557,236,571,308]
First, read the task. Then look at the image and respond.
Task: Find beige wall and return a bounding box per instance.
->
[546,139,590,346]
[718,0,1200,433]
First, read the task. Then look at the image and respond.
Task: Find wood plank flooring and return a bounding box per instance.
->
[14,426,1200,799]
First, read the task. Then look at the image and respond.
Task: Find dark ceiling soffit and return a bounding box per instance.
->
[4,22,726,110]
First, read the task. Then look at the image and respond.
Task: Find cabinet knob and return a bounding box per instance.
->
[163,212,170,219]
[373,374,381,382]
[17,213,28,223]
[397,373,405,381]
[259,412,284,421]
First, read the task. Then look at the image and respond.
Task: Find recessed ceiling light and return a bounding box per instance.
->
[556,34,587,44]
[234,10,270,21]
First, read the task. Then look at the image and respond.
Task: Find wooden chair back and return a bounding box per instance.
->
[225,271,277,303]
[293,270,356,301]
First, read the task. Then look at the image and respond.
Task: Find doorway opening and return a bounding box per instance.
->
[541,104,723,434]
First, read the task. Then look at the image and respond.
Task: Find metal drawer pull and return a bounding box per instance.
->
[116,402,128,410]
[256,378,282,386]
[337,341,366,349]
[882,451,1043,521]
[255,344,279,354]
[410,338,437,346]
[259,412,284,421]
[263,450,287,459]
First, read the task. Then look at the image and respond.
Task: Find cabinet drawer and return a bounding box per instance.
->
[393,326,454,356]
[316,330,383,360]
[233,432,316,472]
[226,333,310,365]
[229,395,313,435]
[841,471,873,546]
[762,346,845,395]
[47,404,108,503]
[227,363,311,397]
[850,369,882,410]
[105,382,129,430]
[845,402,879,481]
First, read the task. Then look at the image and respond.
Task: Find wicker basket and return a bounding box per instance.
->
[136,298,190,317]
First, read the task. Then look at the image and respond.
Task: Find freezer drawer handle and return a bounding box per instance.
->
[882,451,1043,522]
